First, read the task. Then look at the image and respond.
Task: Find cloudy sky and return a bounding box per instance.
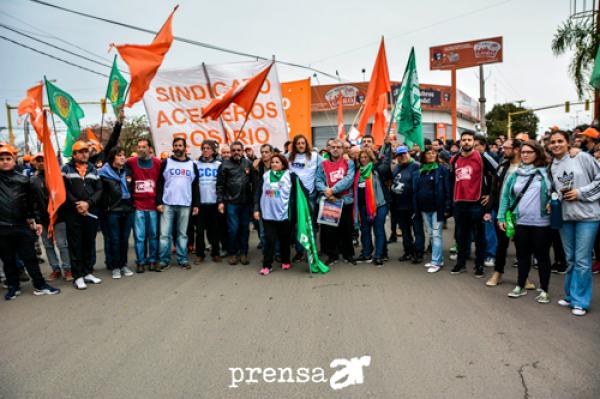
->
[0,0,593,144]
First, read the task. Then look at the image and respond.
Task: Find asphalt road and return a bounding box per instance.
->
[1,223,599,399]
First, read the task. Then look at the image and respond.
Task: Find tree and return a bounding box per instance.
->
[552,16,600,99]
[485,103,539,140]
[84,114,152,155]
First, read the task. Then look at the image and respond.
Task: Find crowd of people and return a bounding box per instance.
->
[1,116,599,317]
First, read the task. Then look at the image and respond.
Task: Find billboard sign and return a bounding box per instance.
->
[430,36,503,70]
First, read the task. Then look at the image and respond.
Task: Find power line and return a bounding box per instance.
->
[0,10,113,64]
[28,0,345,81]
[0,24,128,74]
[0,35,108,77]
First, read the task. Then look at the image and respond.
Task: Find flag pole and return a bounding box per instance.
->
[43,76,62,160]
[234,61,274,142]
[202,62,230,144]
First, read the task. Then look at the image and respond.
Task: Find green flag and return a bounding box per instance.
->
[106,55,128,115]
[590,45,600,89]
[295,180,329,274]
[45,78,84,157]
[393,47,424,149]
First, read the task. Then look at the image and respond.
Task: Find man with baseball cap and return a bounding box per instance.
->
[0,145,60,300]
[61,140,103,290]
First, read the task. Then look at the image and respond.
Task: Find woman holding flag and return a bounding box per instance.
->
[254,154,301,275]
[353,148,391,266]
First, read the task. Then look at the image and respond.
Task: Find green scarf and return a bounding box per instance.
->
[359,162,373,183]
[269,170,285,183]
[420,162,439,173]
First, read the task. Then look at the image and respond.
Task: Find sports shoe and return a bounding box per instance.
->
[64,271,74,281]
[508,286,527,298]
[136,264,145,274]
[474,266,484,278]
[449,244,457,261]
[524,280,536,290]
[486,272,503,287]
[4,286,21,300]
[411,254,423,264]
[512,260,518,268]
[398,253,413,262]
[148,262,157,272]
[427,265,441,273]
[572,307,587,316]
[156,263,170,272]
[592,261,600,274]
[33,284,60,296]
[112,269,122,279]
[356,255,373,263]
[240,255,250,265]
[450,265,466,274]
[557,299,571,307]
[449,253,457,261]
[47,271,61,281]
[374,258,384,267]
[551,262,567,274]
[484,257,495,267]
[344,257,357,265]
[19,269,30,282]
[387,235,397,243]
[535,291,550,304]
[212,255,222,262]
[179,263,191,270]
[194,256,205,264]
[281,263,291,270]
[121,266,134,276]
[259,267,271,275]
[228,256,238,266]
[73,278,87,290]
[325,257,338,266]
[84,274,102,284]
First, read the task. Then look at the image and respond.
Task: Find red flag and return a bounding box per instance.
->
[337,93,346,139]
[17,83,44,141]
[357,38,391,144]
[202,62,274,120]
[41,111,66,237]
[112,6,178,107]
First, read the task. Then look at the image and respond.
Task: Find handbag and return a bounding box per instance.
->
[505,173,536,238]
[547,166,563,230]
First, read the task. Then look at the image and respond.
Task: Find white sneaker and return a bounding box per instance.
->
[449,253,457,261]
[112,269,122,279]
[484,257,495,267]
[427,265,441,273]
[121,267,134,277]
[571,307,587,316]
[424,262,433,268]
[558,299,571,307]
[73,277,87,290]
[84,274,102,284]
[535,291,550,304]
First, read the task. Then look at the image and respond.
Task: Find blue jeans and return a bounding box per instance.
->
[226,203,251,256]
[422,211,444,266]
[41,222,71,271]
[359,204,388,259]
[484,210,497,258]
[106,211,134,270]
[559,221,599,310]
[133,210,158,265]
[159,205,191,265]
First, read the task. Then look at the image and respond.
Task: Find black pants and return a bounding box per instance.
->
[320,204,355,260]
[397,209,424,256]
[196,204,220,257]
[0,225,45,289]
[514,225,551,292]
[187,213,197,250]
[551,229,566,265]
[218,208,228,253]
[389,207,399,239]
[454,202,486,267]
[263,220,291,268]
[494,223,511,273]
[64,212,98,279]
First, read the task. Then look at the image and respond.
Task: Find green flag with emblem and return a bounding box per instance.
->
[45,77,84,157]
[393,47,424,150]
[106,55,128,115]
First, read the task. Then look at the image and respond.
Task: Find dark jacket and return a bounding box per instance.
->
[0,169,40,227]
[391,160,420,211]
[99,164,134,213]
[89,122,122,166]
[490,159,513,212]
[61,160,103,215]
[216,157,255,205]
[30,170,61,225]
[412,165,452,222]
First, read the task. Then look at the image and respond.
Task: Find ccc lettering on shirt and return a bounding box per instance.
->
[329,168,346,183]
[168,168,193,177]
[198,167,219,177]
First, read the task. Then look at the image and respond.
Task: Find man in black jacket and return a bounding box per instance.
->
[30,153,72,281]
[216,141,255,265]
[0,146,60,300]
[61,140,103,290]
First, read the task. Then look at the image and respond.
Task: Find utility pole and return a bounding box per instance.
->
[478,64,486,133]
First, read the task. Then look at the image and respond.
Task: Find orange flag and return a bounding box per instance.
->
[41,111,66,237]
[112,6,178,107]
[337,93,346,139]
[202,62,274,120]
[17,82,44,141]
[357,38,391,144]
